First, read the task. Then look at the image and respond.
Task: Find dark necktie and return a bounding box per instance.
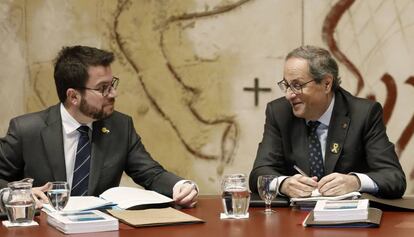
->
[308,121,325,180]
[71,126,91,196]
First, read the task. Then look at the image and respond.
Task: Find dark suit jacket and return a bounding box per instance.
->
[249,87,406,198]
[0,104,182,197]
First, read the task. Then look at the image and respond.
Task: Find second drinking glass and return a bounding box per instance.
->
[46,181,70,212]
[257,175,278,214]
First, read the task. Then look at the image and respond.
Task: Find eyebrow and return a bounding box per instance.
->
[93,80,112,87]
[284,78,305,83]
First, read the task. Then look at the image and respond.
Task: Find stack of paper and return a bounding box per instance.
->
[290,191,361,209]
[313,199,369,221]
[46,210,118,234]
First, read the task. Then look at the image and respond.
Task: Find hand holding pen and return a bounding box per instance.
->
[293,165,319,181]
[293,165,309,177]
[279,165,319,197]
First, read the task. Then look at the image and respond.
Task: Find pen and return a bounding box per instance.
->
[293,165,309,177]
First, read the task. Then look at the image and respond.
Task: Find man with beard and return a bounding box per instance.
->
[0,46,198,208]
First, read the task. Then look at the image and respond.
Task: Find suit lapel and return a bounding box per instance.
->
[41,104,66,181]
[290,118,310,174]
[325,90,350,174]
[88,120,110,195]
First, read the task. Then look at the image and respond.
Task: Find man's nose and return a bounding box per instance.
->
[108,87,117,98]
[284,87,296,100]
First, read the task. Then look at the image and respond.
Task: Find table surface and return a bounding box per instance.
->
[2,196,414,237]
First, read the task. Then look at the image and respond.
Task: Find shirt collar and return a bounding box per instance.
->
[60,103,93,135]
[305,95,335,127]
[318,95,335,127]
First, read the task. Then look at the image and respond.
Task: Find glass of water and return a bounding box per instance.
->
[221,174,250,218]
[46,181,70,211]
[257,175,277,214]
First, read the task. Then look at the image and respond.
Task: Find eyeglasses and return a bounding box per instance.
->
[76,77,119,97]
[277,79,315,95]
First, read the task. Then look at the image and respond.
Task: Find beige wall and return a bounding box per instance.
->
[1,0,413,194]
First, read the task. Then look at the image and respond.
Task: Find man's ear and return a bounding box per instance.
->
[66,88,80,105]
[324,75,333,93]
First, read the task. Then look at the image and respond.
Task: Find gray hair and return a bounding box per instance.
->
[286,45,341,91]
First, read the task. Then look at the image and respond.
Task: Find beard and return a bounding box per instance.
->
[79,98,115,120]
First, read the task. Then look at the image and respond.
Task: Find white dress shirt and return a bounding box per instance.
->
[60,104,92,188]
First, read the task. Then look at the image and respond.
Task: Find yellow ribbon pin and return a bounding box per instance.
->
[101,127,110,134]
[331,143,340,154]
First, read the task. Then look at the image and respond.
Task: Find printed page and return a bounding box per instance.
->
[43,196,115,213]
[99,187,173,209]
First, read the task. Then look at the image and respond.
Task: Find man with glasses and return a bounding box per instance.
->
[249,45,405,198]
[0,45,198,208]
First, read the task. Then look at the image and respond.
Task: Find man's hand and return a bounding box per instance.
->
[173,182,198,208]
[318,173,360,196]
[32,182,52,209]
[280,174,318,198]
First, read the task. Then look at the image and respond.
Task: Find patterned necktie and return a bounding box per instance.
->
[71,126,91,196]
[308,121,325,180]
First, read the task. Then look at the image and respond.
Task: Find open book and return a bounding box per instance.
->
[43,187,173,213]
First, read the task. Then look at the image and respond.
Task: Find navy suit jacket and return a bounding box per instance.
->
[249,87,406,198]
[0,104,182,197]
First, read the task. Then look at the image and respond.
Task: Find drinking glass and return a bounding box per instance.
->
[46,181,70,211]
[221,174,250,218]
[257,175,277,214]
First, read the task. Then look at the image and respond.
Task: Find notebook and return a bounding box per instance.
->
[361,193,414,211]
[107,207,204,227]
[249,192,290,207]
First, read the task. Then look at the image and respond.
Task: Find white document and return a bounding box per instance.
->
[99,187,173,209]
[43,196,115,213]
[290,191,361,202]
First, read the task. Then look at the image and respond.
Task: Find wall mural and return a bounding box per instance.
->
[109,0,252,175]
[323,0,414,183]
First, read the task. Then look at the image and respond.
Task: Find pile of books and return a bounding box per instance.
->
[46,210,118,234]
[302,199,383,228]
[313,199,369,221]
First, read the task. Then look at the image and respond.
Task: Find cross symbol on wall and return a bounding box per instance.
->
[243,78,272,106]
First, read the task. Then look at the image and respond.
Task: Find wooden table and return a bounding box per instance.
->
[2,196,414,237]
